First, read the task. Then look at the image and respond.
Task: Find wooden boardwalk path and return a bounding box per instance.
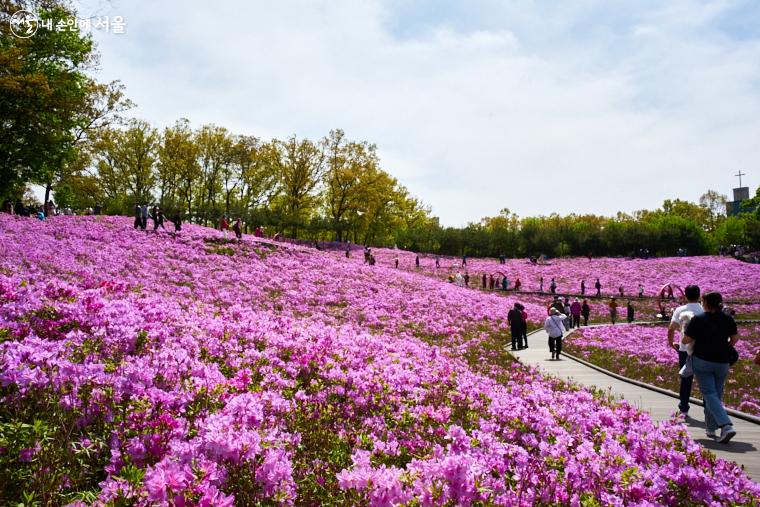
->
[513,329,760,483]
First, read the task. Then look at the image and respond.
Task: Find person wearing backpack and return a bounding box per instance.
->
[544,308,566,360]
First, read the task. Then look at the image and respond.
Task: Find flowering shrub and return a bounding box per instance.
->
[1,215,758,505]
[564,324,760,417]
[357,248,760,300]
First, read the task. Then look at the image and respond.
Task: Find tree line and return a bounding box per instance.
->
[3,1,759,257]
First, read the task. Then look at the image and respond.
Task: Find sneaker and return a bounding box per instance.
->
[717,425,736,444]
[705,429,718,439]
[679,411,689,421]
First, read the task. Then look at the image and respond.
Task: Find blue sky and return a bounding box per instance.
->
[72,0,760,225]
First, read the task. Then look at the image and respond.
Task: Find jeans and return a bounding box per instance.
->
[677,351,694,413]
[511,329,523,349]
[572,315,580,328]
[692,356,732,432]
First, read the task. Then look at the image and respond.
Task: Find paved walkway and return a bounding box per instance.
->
[513,329,760,482]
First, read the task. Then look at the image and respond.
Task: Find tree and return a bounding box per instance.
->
[272,135,326,237]
[195,124,232,225]
[699,190,728,232]
[158,119,199,217]
[0,3,107,200]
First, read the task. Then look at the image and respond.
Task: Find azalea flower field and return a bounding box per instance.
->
[564,324,760,417]
[355,248,760,301]
[1,215,759,505]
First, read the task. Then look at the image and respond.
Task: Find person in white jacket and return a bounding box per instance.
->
[544,308,567,360]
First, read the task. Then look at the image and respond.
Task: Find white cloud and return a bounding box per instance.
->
[76,0,760,225]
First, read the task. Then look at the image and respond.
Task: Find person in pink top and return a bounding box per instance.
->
[570,299,582,328]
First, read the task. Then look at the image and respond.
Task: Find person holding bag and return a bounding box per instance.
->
[682,292,739,443]
[544,308,566,360]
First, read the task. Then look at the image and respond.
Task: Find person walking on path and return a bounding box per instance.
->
[683,291,739,443]
[618,285,624,297]
[514,277,521,291]
[638,283,645,298]
[580,279,586,296]
[626,301,635,323]
[489,275,495,290]
[581,299,591,326]
[539,276,544,293]
[544,308,566,360]
[550,278,557,294]
[563,300,572,330]
[595,278,602,297]
[609,297,618,324]
[668,285,703,417]
[508,303,524,350]
[570,299,582,328]
[520,304,528,347]
[501,276,508,291]
[482,273,487,289]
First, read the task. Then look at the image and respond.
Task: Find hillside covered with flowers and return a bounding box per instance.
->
[1,215,758,505]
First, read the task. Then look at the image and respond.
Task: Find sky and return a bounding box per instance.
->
[70,0,760,226]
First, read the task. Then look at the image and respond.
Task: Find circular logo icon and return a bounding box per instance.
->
[10,9,39,38]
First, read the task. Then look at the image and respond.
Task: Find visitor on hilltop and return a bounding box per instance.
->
[595,278,602,296]
[254,226,264,237]
[563,299,572,330]
[220,215,229,236]
[539,276,544,292]
[482,273,487,289]
[455,271,463,286]
[369,255,376,266]
[514,277,522,291]
[364,247,371,264]
[619,285,624,297]
[415,255,420,268]
[581,299,591,326]
[489,274,495,290]
[609,297,618,324]
[626,301,635,323]
[435,256,440,269]
[233,217,242,240]
[464,272,470,287]
[550,278,557,294]
[133,203,142,229]
[638,283,645,298]
[668,284,703,418]
[499,253,506,265]
[570,298,582,328]
[462,255,467,267]
[580,279,586,296]
[153,208,167,232]
[519,303,528,347]
[140,203,149,230]
[508,303,525,350]
[149,206,158,230]
[545,308,566,360]
[3,198,14,214]
[502,275,508,291]
[394,255,399,268]
[171,212,182,234]
[683,291,739,443]
[345,247,350,258]
[14,200,24,216]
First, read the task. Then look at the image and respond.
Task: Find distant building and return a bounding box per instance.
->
[726,187,750,216]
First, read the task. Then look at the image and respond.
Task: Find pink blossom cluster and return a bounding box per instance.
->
[0,215,758,505]
[357,248,760,300]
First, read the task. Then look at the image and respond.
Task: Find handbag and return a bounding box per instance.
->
[728,345,739,366]
[679,355,693,378]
